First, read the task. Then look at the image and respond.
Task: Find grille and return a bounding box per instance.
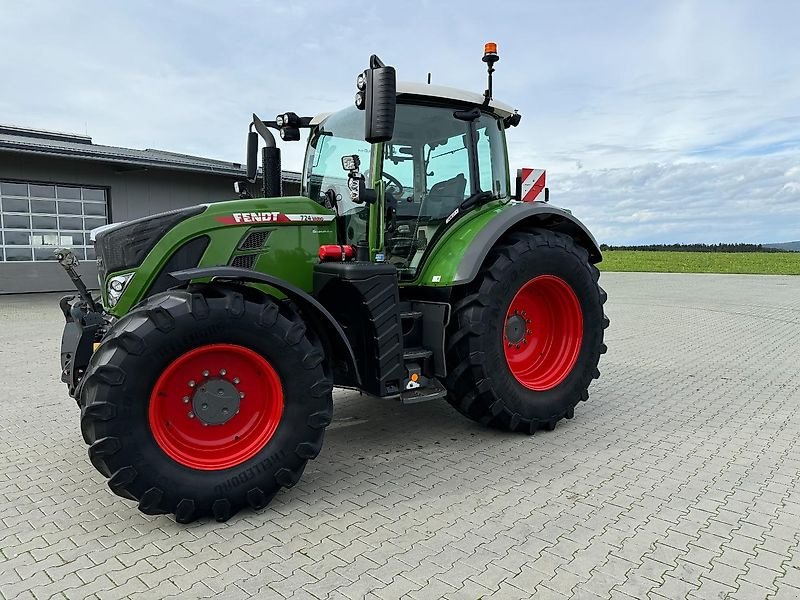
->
[230,254,256,269]
[239,230,270,250]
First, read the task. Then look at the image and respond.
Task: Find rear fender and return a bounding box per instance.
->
[170,267,361,387]
[417,202,601,287]
[455,203,602,284]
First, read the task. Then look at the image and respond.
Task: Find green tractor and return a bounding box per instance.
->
[57,46,608,523]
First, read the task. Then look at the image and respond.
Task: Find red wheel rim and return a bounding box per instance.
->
[148,344,283,470]
[503,275,583,391]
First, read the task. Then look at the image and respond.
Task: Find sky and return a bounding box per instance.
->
[1,0,798,244]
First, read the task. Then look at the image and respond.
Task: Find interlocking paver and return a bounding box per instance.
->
[0,273,798,600]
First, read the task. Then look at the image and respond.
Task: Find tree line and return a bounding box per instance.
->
[599,243,789,253]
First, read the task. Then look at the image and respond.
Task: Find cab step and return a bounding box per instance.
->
[400,377,447,404]
[403,347,433,361]
[400,310,423,321]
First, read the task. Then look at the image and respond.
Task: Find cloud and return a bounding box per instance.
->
[0,0,798,243]
[556,155,800,244]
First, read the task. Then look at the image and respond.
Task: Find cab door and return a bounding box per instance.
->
[380,103,509,278]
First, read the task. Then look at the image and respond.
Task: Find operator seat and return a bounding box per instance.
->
[425,173,467,219]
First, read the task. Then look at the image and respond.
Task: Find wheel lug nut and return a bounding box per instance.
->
[202,370,209,377]
[188,412,194,418]
[239,392,245,399]
[233,377,240,384]
[220,369,227,376]
[182,396,190,404]
[188,380,196,388]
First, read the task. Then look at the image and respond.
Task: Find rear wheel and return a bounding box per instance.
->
[444,229,608,433]
[79,284,332,522]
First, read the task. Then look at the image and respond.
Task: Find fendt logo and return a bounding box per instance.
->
[215,212,287,225]
[232,212,281,223]
[215,212,335,225]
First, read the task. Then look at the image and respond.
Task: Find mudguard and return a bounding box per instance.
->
[170,266,361,386]
[450,203,601,285]
[414,202,602,288]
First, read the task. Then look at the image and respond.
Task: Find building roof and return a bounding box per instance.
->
[0,124,301,183]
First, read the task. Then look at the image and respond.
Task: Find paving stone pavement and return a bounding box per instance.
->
[1,272,799,600]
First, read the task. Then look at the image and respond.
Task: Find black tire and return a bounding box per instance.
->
[444,228,608,434]
[79,284,333,523]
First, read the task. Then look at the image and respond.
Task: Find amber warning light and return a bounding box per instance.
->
[482,42,500,104]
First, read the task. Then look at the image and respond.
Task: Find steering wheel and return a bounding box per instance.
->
[382,172,405,198]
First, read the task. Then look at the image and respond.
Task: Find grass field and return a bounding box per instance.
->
[598,251,800,275]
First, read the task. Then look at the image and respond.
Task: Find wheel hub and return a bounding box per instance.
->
[148,343,284,471]
[505,313,528,345]
[192,378,240,425]
[503,275,584,391]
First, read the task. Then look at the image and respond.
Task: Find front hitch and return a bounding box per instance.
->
[54,247,107,399]
[54,247,99,312]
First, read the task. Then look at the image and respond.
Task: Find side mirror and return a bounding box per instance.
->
[246,131,258,181]
[356,55,396,144]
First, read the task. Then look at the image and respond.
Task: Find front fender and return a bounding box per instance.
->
[171,266,361,387]
[416,202,602,287]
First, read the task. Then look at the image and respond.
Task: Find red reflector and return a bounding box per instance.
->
[318,245,355,262]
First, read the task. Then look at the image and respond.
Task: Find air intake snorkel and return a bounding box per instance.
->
[251,114,282,198]
[245,112,314,199]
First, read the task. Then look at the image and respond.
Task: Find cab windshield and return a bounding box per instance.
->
[303,107,371,244]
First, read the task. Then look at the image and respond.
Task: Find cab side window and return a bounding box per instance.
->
[476,115,508,198]
[426,134,471,196]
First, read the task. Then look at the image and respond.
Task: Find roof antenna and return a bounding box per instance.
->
[482,42,499,106]
[427,72,431,85]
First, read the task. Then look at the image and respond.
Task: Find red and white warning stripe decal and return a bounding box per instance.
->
[518,168,546,202]
[215,212,336,225]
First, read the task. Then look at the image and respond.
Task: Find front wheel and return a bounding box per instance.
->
[444,229,608,433]
[79,285,332,522]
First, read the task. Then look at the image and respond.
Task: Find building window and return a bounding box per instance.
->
[0,181,108,262]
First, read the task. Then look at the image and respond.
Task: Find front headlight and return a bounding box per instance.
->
[107,272,134,307]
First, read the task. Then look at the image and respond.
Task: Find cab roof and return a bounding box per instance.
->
[396,81,516,118]
[310,82,517,126]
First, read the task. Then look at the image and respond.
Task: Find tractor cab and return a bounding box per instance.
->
[303,85,516,279]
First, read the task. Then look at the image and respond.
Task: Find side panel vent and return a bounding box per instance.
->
[230,254,257,270]
[239,230,270,250]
